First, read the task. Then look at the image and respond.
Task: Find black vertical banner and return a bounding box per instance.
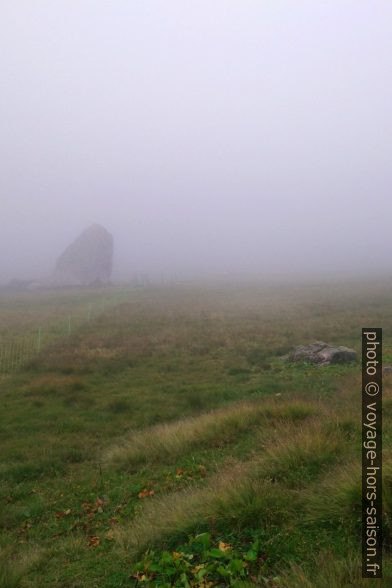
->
[362,328,382,578]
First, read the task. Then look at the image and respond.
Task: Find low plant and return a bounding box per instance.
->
[130,531,264,586]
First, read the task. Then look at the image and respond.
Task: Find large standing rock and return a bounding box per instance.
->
[289,341,357,365]
[53,224,113,286]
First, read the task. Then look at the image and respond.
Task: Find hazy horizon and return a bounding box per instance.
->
[1,1,391,283]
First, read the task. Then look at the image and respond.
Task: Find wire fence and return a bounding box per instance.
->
[0,333,39,374]
[0,290,130,376]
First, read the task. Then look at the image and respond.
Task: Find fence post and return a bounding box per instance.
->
[10,341,14,372]
[37,328,42,353]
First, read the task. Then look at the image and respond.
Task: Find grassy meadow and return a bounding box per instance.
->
[0,280,391,586]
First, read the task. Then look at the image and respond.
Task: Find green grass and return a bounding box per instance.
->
[0,279,391,586]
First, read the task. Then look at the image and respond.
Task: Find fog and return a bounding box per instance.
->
[1,1,391,283]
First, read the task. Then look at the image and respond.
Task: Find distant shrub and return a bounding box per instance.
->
[227,367,251,376]
[69,380,86,392]
[245,348,269,367]
[185,392,206,410]
[23,385,57,398]
[108,399,132,413]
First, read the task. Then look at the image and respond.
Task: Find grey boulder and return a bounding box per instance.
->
[289,341,357,365]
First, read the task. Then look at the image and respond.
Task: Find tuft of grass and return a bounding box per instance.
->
[107,398,133,413]
[115,421,344,558]
[104,399,315,470]
[301,460,361,530]
[0,546,43,588]
[263,424,345,487]
[276,549,371,588]
[1,459,66,484]
[0,549,22,588]
[115,461,292,558]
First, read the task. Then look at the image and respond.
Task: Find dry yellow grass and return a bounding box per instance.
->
[276,550,368,588]
[103,398,316,469]
[114,417,347,558]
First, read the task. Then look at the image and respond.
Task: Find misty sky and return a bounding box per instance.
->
[1,1,391,282]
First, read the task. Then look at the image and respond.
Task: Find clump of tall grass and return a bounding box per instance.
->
[104,398,315,469]
[277,550,365,588]
[301,451,392,537]
[263,425,346,486]
[115,420,343,558]
[116,461,292,558]
[0,548,22,588]
[0,546,43,588]
[300,460,361,529]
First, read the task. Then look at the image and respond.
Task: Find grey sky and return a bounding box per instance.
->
[1,1,391,281]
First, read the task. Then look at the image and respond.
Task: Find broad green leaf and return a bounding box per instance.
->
[229,558,245,573]
[244,550,258,562]
[193,532,211,548]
